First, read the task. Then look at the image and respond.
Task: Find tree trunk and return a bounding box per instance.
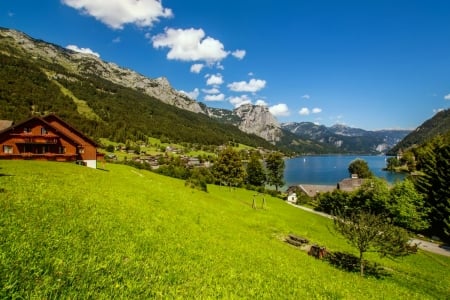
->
[359,251,364,276]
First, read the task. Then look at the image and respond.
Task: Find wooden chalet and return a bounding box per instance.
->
[0,114,103,168]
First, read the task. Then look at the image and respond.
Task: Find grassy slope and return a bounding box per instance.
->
[0,161,449,299]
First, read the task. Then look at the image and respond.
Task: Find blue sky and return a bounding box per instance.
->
[1,0,450,130]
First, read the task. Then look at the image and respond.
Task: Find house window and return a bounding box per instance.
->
[78,147,85,154]
[58,146,66,154]
[41,127,48,135]
[3,145,13,154]
[23,127,31,133]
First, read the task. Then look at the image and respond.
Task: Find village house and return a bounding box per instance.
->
[0,114,103,168]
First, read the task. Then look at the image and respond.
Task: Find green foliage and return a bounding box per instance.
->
[265,152,285,191]
[413,140,450,241]
[333,210,414,277]
[351,178,390,215]
[315,190,352,213]
[316,178,430,233]
[348,158,373,178]
[212,147,246,188]
[385,157,401,171]
[245,153,266,187]
[0,161,449,298]
[388,108,450,155]
[389,179,429,231]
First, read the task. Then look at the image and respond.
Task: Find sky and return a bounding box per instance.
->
[1,0,450,130]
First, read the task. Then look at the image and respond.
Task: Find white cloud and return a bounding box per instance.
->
[62,0,172,29]
[269,104,290,117]
[202,87,220,94]
[112,37,121,43]
[299,107,310,115]
[433,108,444,113]
[152,28,229,63]
[232,49,246,60]
[190,63,204,73]
[444,94,450,100]
[179,88,199,100]
[229,95,252,108]
[312,107,322,114]
[204,93,225,101]
[255,99,268,106]
[66,45,100,57]
[227,78,266,92]
[302,94,310,99]
[248,72,254,76]
[206,73,223,86]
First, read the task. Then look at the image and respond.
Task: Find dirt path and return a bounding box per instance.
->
[288,203,450,257]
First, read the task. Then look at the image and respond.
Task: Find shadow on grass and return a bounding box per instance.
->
[325,252,392,279]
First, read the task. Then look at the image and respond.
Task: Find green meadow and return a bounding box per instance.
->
[0,160,449,299]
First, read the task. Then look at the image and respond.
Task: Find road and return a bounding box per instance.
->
[288,202,450,257]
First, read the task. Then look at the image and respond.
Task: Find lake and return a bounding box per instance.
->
[284,155,405,187]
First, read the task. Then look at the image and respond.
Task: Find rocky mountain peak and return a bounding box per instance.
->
[234,104,282,143]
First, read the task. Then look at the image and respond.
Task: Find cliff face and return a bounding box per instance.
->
[234,104,283,143]
[0,28,205,114]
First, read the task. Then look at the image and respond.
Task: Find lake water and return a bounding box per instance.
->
[284,155,405,188]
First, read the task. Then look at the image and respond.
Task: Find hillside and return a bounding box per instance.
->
[282,122,410,154]
[388,109,450,155]
[0,27,340,153]
[1,160,449,298]
[0,28,275,149]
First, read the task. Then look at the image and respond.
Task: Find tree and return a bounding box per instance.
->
[385,157,401,171]
[350,177,390,215]
[414,141,450,241]
[333,210,414,277]
[213,147,246,189]
[265,152,285,192]
[389,179,429,231]
[246,153,266,187]
[348,159,373,179]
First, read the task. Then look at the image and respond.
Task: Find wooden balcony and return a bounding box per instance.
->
[0,153,77,161]
[11,134,59,144]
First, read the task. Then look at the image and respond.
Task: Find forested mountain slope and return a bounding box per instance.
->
[388,109,450,154]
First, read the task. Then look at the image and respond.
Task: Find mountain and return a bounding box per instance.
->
[282,122,411,154]
[207,104,282,143]
[1,27,312,150]
[0,27,277,149]
[0,27,405,154]
[387,109,450,155]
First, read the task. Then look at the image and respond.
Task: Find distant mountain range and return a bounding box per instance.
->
[0,27,415,154]
[281,122,411,154]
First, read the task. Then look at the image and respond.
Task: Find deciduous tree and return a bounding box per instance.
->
[213,147,246,189]
[246,153,266,187]
[333,210,414,276]
[265,152,285,192]
[348,158,373,179]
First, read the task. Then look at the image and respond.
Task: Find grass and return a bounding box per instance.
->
[0,160,449,298]
[44,70,102,122]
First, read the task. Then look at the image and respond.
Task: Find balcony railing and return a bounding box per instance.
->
[0,153,77,161]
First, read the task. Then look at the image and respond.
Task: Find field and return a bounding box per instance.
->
[1,160,449,298]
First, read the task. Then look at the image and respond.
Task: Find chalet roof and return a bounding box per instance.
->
[337,178,365,192]
[0,115,85,146]
[43,114,99,147]
[0,120,13,131]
